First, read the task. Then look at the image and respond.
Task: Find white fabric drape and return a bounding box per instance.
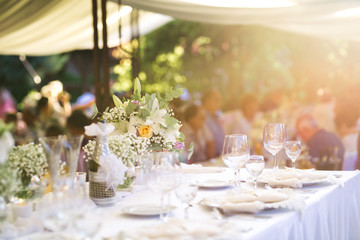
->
[1,0,360,56]
[121,0,360,42]
[0,0,172,56]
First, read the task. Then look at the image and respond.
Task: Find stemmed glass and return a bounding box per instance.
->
[147,152,182,222]
[222,134,250,190]
[245,155,265,189]
[63,135,84,184]
[39,135,64,192]
[285,141,302,168]
[263,123,286,170]
[175,183,198,219]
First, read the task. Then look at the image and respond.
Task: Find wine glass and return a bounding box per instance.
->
[147,152,182,222]
[245,155,265,189]
[39,135,64,192]
[285,141,302,168]
[63,135,84,185]
[222,134,250,190]
[175,183,198,219]
[263,123,286,170]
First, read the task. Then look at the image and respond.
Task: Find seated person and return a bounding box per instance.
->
[181,104,215,164]
[334,99,359,170]
[202,89,225,157]
[296,114,345,169]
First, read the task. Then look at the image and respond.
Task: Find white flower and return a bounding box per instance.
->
[7,142,47,184]
[0,131,14,164]
[144,98,167,127]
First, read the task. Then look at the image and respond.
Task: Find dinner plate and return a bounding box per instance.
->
[195,179,234,189]
[122,204,176,216]
[257,178,325,187]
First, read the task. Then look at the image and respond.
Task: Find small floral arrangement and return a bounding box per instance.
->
[97,79,185,152]
[83,134,150,167]
[0,120,14,164]
[0,163,20,197]
[7,142,48,188]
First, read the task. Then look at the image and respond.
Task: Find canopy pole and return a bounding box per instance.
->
[101,0,110,110]
[92,0,101,112]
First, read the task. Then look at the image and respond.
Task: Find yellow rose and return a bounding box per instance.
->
[138,125,152,138]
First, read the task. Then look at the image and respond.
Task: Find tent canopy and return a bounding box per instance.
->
[1,0,360,56]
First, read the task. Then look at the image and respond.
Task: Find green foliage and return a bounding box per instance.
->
[112,95,122,108]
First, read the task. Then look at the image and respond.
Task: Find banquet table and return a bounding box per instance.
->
[7,168,360,240]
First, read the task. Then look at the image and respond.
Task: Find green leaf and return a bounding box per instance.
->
[138,108,150,118]
[178,132,185,141]
[171,88,183,98]
[187,142,194,160]
[133,78,141,98]
[165,115,177,129]
[164,92,173,101]
[92,104,99,120]
[112,95,122,107]
[126,102,139,116]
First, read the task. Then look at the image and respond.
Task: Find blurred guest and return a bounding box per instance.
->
[41,80,71,126]
[181,104,215,163]
[312,88,336,133]
[22,107,38,141]
[46,125,66,137]
[66,110,93,172]
[334,99,359,170]
[223,94,260,135]
[296,114,344,168]
[202,89,225,157]
[260,90,283,113]
[72,91,95,118]
[35,97,61,137]
[358,133,360,169]
[169,98,185,122]
[0,87,16,119]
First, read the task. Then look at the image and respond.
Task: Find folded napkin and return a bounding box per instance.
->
[180,163,224,174]
[268,178,302,188]
[222,201,265,214]
[296,171,328,181]
[254,190,289,203]
[274,171,299,180]
[216,193,258,204]
[126,219,222,239]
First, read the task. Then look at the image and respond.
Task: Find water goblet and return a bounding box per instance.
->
[175,183,198,219]
[39,135,64,192]
[245,155,265,189]
[285,141,302,168]
[63,135,84,182]
[222,134,250,190]
[263,123,286,170]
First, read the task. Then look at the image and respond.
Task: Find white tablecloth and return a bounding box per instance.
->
[9,169,360,240]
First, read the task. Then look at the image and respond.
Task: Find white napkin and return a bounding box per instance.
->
[84,122,115,136]
[268,178,302,188]
[125,219,222,239]
[180,163,224,174]
[222,201,265,214]
[254,190,289,203]
[216,193,258,204]
[297,171,328,181]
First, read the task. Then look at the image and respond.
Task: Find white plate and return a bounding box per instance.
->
[195,179,233,189]
[122,204,176,216]
[257,178,325,188]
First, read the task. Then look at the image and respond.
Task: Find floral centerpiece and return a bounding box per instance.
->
[0,120,19,199]
[7,142,48,198]
[83,79,186,191]
[100,79,185,152]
